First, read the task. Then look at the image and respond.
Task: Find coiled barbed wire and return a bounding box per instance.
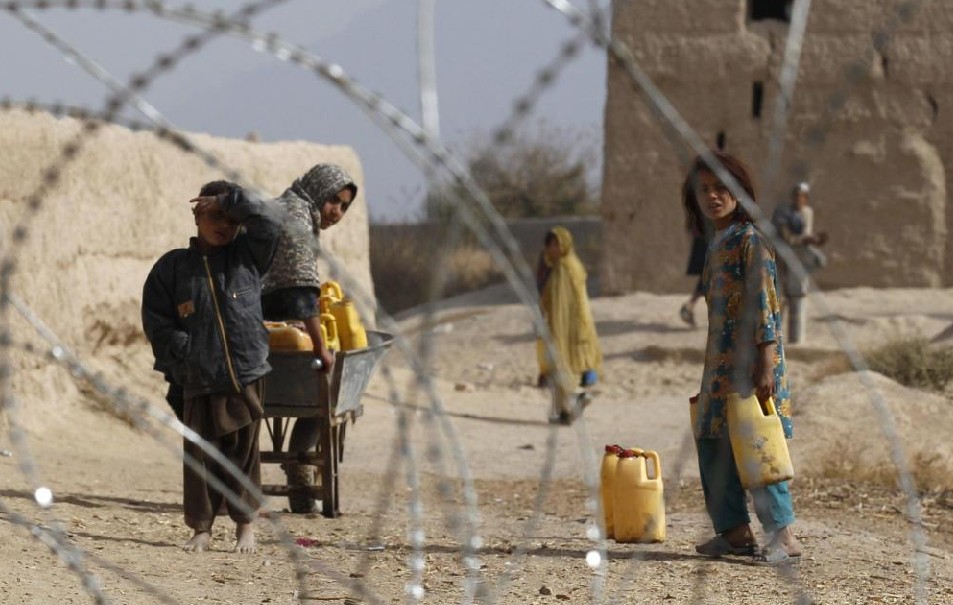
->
[0,1,936,604]
[0,3,328,604]
[760,0,813,199]
[540,1,931,603]
[6,291,389,605]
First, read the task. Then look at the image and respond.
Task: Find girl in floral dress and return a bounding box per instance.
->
[682,151,802,564]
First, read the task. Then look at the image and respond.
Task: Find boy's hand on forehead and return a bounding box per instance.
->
[190,195,221,216]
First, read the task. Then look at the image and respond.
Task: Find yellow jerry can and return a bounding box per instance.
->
[320,312,340,351]
[727,393,794,489]
[334,298,368,350]
[613,449,665,543]
[321,280,344,302]
[319,281,368,350]
[265,321,312,351]
[600,444,624,539]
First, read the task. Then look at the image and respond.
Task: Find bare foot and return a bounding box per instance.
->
[183,531,211,553]
[234,522,256,554]
[768,525,802,557]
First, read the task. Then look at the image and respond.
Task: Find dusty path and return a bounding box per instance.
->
[2,289,953,604]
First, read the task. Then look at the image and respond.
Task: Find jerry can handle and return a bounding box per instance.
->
[644,450,662,481]
[761,396,777,417]
[321,280,344,300]
[321,312,339,341]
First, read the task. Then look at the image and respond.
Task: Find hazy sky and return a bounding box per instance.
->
[0,1,610,221]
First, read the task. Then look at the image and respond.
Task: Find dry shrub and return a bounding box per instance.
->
[369,228,418,313]
[865,337,953,393]
[806,339,953,392]
[423,121,599,221]
[444,247,501,292]
[813,443,951,491]
[370,235,502,314]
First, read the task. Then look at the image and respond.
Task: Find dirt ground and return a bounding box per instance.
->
[2,288,953,604]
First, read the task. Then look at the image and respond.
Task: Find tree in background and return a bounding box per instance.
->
[423,122,599,222]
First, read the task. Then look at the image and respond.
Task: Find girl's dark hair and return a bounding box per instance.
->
[681,151,757,235]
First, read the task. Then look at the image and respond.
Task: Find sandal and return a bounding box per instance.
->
[752,546,801,566]
[679,303,696,327]
[695,535,756,557]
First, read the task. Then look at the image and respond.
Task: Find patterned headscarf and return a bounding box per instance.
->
[289,163,358,218]
[262,163,358,294]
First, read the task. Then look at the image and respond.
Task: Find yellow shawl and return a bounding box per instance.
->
[538,226,603,378]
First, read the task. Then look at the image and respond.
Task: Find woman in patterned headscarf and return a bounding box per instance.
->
[260,163,358,514]
[536,226,602,410]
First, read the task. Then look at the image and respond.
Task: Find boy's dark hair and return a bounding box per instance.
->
[544,231,557,246]
[199,180,238,197]
[681,151,757,235]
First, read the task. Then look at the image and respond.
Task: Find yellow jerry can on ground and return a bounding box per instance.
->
[613,449,665,543]
[727,393,794,489]
[600,444,624,539]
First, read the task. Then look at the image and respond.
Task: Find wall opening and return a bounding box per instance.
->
[751,81,764,118]
[715,131,727,150]
[749,0,792,22]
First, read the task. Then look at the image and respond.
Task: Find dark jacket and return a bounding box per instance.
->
[142,188,282,398]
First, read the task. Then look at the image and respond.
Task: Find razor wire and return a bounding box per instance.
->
[0,500,112,604]
[0,5,600,598]
[586,0,815,599]
[760,0,812,200]
[540,0,931,602]
[7,1,924,600]
[0,5,492,602]
[0,95,479,605]
[5,291,381,605]
[0,0,936,600]
[321,67,614,605]
[6,7,260,193]
[3,0,928,600]
[0,2,344,604]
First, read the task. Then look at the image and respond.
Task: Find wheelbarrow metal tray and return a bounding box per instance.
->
[263,330,393,418]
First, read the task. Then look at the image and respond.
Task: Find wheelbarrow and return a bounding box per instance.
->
[260,330,393,517]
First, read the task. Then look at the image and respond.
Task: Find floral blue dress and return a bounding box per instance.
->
[694,221,792,440]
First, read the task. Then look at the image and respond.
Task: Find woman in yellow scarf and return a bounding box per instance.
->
[536,226,603,390]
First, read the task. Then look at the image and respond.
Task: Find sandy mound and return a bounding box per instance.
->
[792,370,953,487]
